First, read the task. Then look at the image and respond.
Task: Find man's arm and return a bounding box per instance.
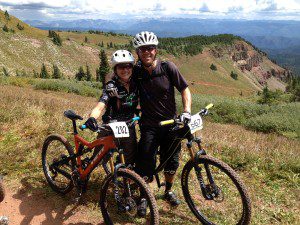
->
[90,102,106,119]
[181,87,192,113]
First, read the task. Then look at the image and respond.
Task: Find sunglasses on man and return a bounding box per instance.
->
[138,45,156,52]
[116,63,133,70]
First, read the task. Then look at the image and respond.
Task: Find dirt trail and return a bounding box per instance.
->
[0,182,104,225]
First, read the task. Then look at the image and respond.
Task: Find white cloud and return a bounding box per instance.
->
[0,0,299,20]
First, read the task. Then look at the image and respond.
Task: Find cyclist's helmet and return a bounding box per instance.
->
[111,50,135,68]
[133,31,159,48]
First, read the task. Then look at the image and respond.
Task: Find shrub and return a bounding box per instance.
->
[210,64,217,71]
[187,93,300,138]
[257,87,282,105]
[17,23,24,30]
[32,79,101,97]
[230,71,238,80]
[2,67,9,76]
[2,24,9,32]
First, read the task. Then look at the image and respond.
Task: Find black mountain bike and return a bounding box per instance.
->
[155,104,252,225]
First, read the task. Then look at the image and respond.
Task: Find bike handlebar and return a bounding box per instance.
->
[79,116,141,131]
[159,103,214,127]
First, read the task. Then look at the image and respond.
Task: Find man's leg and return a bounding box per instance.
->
[135,126,159,216]
[160,132,182,206]
[135,126,159,181]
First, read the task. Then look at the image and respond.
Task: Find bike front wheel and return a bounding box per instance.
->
[99,168,159,225]
[42,134,75,194]
[181,155,251,225]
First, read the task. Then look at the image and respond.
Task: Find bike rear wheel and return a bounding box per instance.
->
[0,178,5,202]
[99,168,159,225]
[181,155,251,225]
[42,134,75,194]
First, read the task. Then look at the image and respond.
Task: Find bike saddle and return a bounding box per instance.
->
[64,110,83,121]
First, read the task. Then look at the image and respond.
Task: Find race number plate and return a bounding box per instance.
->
[188,113,203,134]
[108,122,129,138]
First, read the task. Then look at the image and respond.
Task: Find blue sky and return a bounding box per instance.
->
[0,0,299,21]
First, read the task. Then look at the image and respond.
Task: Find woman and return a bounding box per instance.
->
[84,50,139,165]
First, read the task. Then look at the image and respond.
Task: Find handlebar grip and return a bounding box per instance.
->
[80,124,87,130]
[205,103,214,110]
[159,119,175,126]
[132,116,140,122]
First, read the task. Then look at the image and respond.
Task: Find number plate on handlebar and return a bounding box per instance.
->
[108,122,129,138]
[188,113,203,134]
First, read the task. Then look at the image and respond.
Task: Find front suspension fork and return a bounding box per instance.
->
[187,138,216,200]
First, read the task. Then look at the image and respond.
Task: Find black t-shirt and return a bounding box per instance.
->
[133,60,188,127]
[99,76,138,122]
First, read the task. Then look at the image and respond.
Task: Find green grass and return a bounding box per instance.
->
[0,76,102,97]
[0,84,299,224]
[177,93,300,138]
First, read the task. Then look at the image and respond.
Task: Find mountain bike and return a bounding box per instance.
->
[41,110,159,225]
[0,176,9,225]
[0,176,5,203]
[154,103,252,225]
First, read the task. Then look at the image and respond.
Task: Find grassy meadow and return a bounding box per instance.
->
[0,82,299,224]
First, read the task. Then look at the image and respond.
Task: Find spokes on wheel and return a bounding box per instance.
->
[42,135,75,194]
[100,168,159,225]
[182,155,251,225]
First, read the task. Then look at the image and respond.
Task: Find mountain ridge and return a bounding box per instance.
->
[0,10,288,96]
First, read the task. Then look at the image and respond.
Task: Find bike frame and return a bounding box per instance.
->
[73,133,121,180]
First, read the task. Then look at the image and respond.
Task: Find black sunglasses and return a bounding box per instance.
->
[116,63,133,69]
[138,45,156,52]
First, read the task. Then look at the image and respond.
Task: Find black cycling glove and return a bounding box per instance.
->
[105,80,119,98]
[84,117,98,132]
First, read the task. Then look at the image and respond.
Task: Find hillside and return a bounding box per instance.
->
[0,9,288,96]
[0,84,299,224]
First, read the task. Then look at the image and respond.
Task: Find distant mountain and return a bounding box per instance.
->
[265,46,300,75]
[25,18,300,76]
[0,10,288,96]
[25,18,300,38]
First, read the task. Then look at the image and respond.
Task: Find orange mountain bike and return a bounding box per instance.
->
[41,110,159,225]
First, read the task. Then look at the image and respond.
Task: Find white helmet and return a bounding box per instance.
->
[111,50,135,68]
[133,31,159,48]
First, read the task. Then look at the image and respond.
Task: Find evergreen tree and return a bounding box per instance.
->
[52,32,62,46]
[210,64,217,71]
[52,64,62,79]
[101,41,104,47]
[109,42,113,48]
[97,50,110,86]
[40,63,50,79]
[86,65,92,81]
[75,66,85,81]
[33,69,39,78]
[48,30,54,38]
[230,71,238,80]
[84,36,88,43]
[4,10,10,21]
[3,24,9,32]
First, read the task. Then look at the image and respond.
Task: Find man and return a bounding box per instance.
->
[132,31,192,208]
